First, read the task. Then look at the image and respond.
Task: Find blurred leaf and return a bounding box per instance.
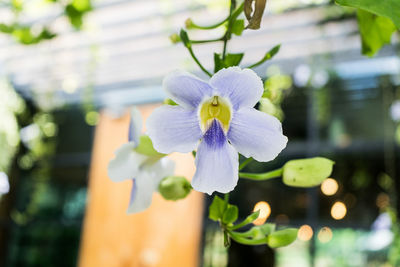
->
[357,9,396,57]
[248,44,280,68]
[267,228,298,248]
[231,19,245,36]
[282,157,334,187]
[71,0,92,12]
[0,23,14,34]
[134,135,165,158]
[209,195,226,221]
[335,0,400,29]
[222,204,239,224]
[214,53,244,72]
[65,4,84,29]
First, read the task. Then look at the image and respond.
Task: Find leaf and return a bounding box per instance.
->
[282,157,334,187]
[231,19,245,36]
[335,0,400,29]
[214,53,244,72]
[134,135,165,158]
[209,196,226,221]
[248,44,280,68]
[267,228,298,248]
[0,24,14,34]
[222,204,239,224]
[357,9,396,57]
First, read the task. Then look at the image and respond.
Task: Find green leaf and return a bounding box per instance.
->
[134,135,165,158]
[282,157,334,187]
[357,9,396,57]
[71,0,92,12]
[158,176,192,201]
[0,23,14,34]
[222,204,239,224]
[228,210,260,230]
[267,228,298,248]
[231,19,245,36]
[248,44,281,68]
[209,196,226,221]
[335,0,400,29]
[214,53,244,72]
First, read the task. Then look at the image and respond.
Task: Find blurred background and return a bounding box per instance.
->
[0,0,399,266]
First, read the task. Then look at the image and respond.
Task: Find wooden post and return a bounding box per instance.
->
[78,104,204,267]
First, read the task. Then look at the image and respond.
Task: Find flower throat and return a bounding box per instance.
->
[199,95,232,133]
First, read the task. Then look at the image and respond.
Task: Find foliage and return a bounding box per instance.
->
[335,0,399,56]
[356,10,396,57]
[0,0,92,45]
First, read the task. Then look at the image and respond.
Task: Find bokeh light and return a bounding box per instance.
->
[317,227,333,243]
[0,172,10,195]
[252,201,271,226]
[298,224,313,241]
[331,201,347,220]
[321,178,339,196]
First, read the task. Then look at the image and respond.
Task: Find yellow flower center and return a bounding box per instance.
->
[199,96,232,133]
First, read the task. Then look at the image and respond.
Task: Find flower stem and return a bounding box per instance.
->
[191,37,224,44]
[187,2,243,30]
[239,168,283,181]
[222,0,237,60]
[187,45,212,77]
[239,157,253,171]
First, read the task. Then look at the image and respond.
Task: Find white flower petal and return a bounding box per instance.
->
[210,67,263,110]
[163,70,213,109]
[228,108,288,162]
[128,106,143,145]
[192,121,238,194]
[127,158,175,214]
[147,105,202,154]
[107,142,147,182]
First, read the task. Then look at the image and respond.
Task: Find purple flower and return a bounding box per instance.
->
[147,67,288,194]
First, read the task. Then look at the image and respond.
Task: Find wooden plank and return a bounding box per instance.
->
[78,104,204,267]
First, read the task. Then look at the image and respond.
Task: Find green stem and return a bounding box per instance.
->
[191,37,224,44]
[187,46,212,77]
[188,2,244,30]
[222,0,237,60]
[228,230,269,245]
[239,157,253,171]
[223,193,230,210]
[239,168,283,181]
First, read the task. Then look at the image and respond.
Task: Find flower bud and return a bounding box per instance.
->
[185,18,194,29]
[169,33,181,44]
[158,176,192,201]
[282,157,334,187]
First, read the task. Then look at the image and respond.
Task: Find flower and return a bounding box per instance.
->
[147,67,288,194]
[108,107,175,213]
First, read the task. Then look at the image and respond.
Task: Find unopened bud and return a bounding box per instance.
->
[158,176,192,201]
[282,157,334,187]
